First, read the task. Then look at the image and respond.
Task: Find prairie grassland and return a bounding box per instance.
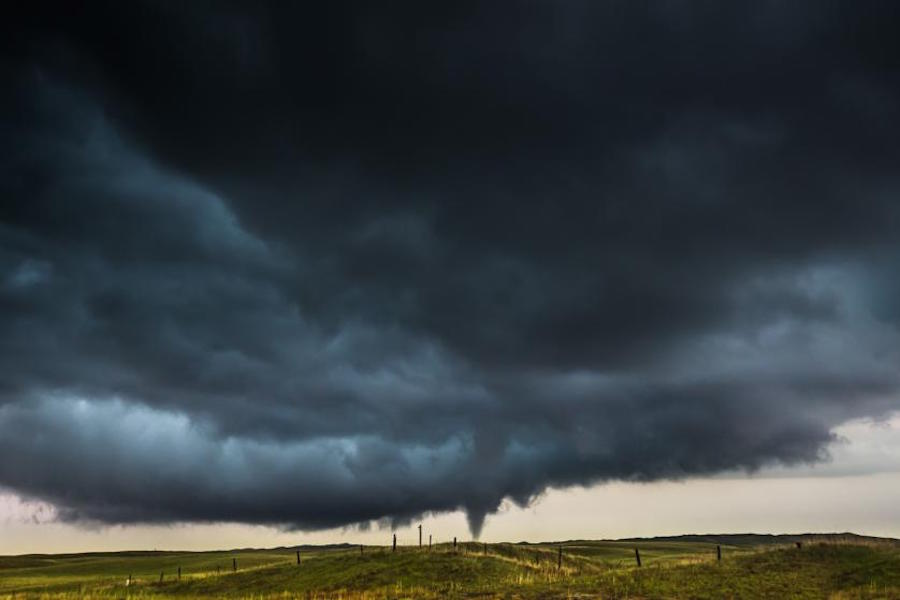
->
[2,536,899,599]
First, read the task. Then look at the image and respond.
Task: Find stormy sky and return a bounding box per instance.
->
[2,1,900,542]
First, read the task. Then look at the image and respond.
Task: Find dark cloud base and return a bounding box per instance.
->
[2,1,900,537]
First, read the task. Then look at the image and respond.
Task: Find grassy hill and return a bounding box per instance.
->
[2,534,899,598]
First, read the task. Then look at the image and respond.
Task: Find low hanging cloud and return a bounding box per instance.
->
[2,1,900,537]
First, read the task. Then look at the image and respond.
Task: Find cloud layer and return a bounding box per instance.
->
[2,1,900,536]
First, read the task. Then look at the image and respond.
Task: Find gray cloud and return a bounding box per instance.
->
[2,1,900,537]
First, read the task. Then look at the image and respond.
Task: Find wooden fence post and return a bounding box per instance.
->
[233,558,237,572]
[453,536,457,551]
[483,542,487,555]
[392,533,397,552]
[418,524,422,548]
[360,545,364,555]
[717,545,721,562]
[558,546,562,570]
[178,566,181,580]
[634,548,642,567]
[429,535,432,550]
[796,542,803,550]
[296,550,300,565]
[159,572,164,583]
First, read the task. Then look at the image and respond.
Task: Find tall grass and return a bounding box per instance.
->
[2,538,899,599]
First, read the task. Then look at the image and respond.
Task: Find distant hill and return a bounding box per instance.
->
[613,532,900,547]
[6,533,898,559]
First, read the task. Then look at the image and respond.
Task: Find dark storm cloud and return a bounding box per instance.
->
[2,1,900,536]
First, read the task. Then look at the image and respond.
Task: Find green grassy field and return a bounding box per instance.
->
[2,534,899,599]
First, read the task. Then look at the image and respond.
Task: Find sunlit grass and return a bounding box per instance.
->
[2,539,900,598]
